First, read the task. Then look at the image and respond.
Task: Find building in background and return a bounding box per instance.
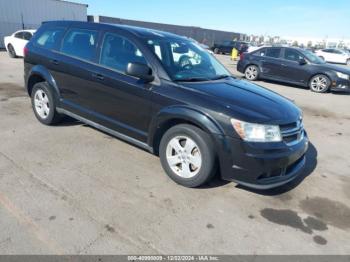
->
[0,0,87,48]
[88,15,245,47]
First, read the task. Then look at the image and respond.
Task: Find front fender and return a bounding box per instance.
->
[147,105,225,147]
[26,65,60,99]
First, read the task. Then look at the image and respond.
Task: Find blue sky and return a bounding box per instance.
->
[70,0,350,38]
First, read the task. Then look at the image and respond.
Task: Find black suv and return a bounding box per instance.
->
[237,47,350,93]
[212,41,249,55]
[24,21,308,189]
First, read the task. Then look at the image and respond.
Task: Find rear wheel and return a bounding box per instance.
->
[244,65,259,81]
[346,59,350,66]
[7,44,17,58]
[214,48,219,54]
[309,74,331,93]
[31,82,63,125]
[159,124,216,188]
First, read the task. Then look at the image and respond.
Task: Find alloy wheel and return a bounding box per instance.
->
[34,89,50,119]
[166,136,202,178]
[310,76,329,92]
[245,66,258,80]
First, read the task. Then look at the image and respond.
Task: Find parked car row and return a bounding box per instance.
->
[237,46,350,93]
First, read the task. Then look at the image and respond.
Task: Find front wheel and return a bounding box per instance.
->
[244,65,259,81]
[346,59,350,66]
[159,124,217,188]
[309,75,331,93]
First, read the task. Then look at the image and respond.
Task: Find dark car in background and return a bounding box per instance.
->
[237,47,350,93]
[24,21,308,190]
[212,40,249,55]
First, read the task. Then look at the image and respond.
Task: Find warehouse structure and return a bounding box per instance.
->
[88,15,245,47]
[0,0,87,48]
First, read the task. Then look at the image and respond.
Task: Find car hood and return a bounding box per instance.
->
[180,78,301,124]
[313,63,350,74]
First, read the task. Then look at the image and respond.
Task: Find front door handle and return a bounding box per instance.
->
[92,73,105,81]
[50,59,59,65]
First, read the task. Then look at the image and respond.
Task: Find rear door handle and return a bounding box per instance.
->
[92,73,105,81]
[50,59,59,65]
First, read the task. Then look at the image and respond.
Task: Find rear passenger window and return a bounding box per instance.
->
[23,32,33,41]
[15,32,24,39]
[253,48,266,56]
[266,48,281,58]
[36,28,65,50]
[100,32,146,73]
[61,28,98,61]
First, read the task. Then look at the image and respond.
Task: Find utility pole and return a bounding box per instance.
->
[21,13,24,30]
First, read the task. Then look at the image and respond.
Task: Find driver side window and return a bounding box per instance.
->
[284,49,303,62]
[100,32,146,73]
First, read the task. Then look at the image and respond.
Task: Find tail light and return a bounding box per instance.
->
[240,52,245,60]
[23,46,29,57]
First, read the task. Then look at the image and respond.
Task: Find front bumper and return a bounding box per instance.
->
[214,132,309,189]
[331,78,350,92]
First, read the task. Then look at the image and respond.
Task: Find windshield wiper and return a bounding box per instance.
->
[210,74,231,80]
[174,77,211,82]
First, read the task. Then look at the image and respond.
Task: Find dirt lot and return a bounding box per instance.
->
[0,51,350,254]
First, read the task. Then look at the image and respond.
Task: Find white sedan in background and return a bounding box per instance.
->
[4,29,36,58]
[315,48,350,65]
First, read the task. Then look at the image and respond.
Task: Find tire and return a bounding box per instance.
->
[213,48,219,54]
[309,74,331,93]
[159,124,217,188]
[7,44,17,58]
[347,59,350,66]
[244,65,259,81]
[31,82,63,125]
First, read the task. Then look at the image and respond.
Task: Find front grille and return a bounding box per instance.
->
[280,119,304,146]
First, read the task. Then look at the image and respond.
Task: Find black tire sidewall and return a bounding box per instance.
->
[159,124,216,188]
[309,75,330,93]
[31,82,58,125]
[8,44,16,58]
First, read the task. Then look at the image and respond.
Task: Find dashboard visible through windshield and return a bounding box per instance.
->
[144,38,231,81]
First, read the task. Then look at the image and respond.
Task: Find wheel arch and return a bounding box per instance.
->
[148,106,224,155]
[26,65,60,100]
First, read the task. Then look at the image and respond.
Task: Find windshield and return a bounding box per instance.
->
[300,49,325,64]
[144,37,231,81]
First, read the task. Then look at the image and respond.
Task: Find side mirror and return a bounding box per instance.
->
[126,62,154,82]
[299,58,307,65]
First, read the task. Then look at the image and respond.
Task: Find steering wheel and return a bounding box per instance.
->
[179,55,193,70]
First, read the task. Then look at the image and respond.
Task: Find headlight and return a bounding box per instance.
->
[231,118,282,142]
[336,72,349,80]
